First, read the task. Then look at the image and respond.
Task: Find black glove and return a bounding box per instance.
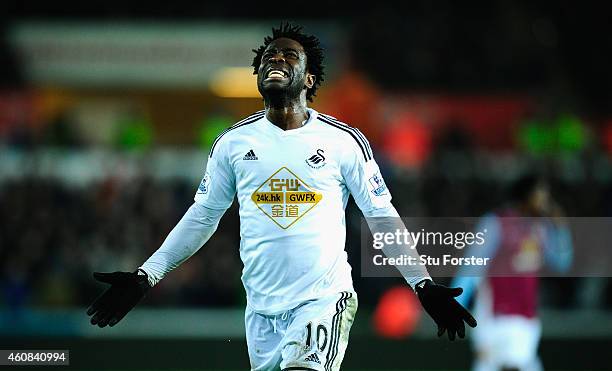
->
[86,270,151,328]
[415,279,477,340]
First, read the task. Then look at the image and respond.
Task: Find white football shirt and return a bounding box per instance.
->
[194,108,398,314]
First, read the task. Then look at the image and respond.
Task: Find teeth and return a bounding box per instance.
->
[267,70,285,78]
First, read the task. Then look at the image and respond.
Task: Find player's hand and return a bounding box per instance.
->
[415,279,477,341]
[86,270,150,328]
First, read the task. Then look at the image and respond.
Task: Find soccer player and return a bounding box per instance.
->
[86,23,476,371]
[452,175,573,371]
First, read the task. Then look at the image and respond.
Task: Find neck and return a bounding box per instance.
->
[264,95,309,130]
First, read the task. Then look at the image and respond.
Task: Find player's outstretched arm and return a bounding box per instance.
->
[338,127,476,340]
[87,134,235,327]
[414,279,477,341]
[86,202,227,327]
[87,270,151,327]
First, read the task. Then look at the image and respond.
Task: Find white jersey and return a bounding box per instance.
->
[194,108,395,314]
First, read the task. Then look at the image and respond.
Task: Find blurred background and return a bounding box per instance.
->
[1,2,612,370]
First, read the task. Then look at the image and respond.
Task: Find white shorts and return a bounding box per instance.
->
[473,315,541,370]
[245,291,358,371]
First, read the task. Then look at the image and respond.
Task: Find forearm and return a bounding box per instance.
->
[139,202,226,286]
[364,205,431,288]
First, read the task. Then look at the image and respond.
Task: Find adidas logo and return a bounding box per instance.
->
[304,353,321,364]
[243,149,258,160]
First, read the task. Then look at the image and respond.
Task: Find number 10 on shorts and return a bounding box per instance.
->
[305,322,329,352]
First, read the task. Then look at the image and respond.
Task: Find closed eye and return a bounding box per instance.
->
[262,48,300,61]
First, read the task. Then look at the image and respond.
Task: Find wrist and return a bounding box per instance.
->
[135,269,152,291]
[407,276,432,290]
[136,267,158,288]
[415,278,433,294]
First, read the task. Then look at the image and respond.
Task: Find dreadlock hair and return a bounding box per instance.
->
[252,22,325,102]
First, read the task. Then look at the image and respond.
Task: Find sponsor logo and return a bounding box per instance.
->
[197,172,210,194]
[368,172,387,196]
[251,167,323,229]
[305,149,326,169]
[243,149,258,160]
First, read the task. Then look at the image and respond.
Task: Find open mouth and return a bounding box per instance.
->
[265,68,289,80]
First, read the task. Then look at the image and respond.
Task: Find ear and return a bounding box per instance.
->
[305,72,316,89]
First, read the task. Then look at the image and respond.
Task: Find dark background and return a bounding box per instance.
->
[1,1,612,370]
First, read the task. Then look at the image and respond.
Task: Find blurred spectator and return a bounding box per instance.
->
[0,177,242,309]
